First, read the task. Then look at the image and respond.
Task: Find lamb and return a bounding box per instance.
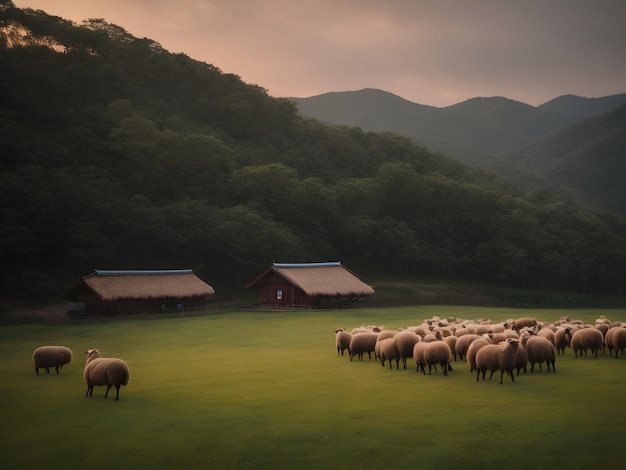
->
[349,332,379,361]
[393,331,421,369]
[475,338,520,384]
[84,348,130,401]
[334,329,353,356]
[605,327,626,359]
[570,328,604,358]
[554,327,572,355]
[32,346,72,375]
[466,338,490,373]
[379,338,401,369]
[424,341,453,376]
[525,336,556,372]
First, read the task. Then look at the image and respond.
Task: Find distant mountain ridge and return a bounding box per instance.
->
[289,89,626,212]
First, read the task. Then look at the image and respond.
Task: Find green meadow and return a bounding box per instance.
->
[2,306,625,469]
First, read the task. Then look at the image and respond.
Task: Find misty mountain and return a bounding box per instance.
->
[290,89,626,211]
[488,104,626,213]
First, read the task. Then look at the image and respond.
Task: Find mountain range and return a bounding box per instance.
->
[290,89,626,213]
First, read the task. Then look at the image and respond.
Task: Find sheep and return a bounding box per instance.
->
[570,328,604,358]
[513,317,537,332]
[443,335,458,361]
[84,348,130,401]
[334,329,353,356]
[454,334,483,360]
[514,342,529,376]
[606,327,626,359]
[349,333,379,361]
[466,338,490,373]
[424,341,453,376]
[525,336,556,372]
[475,338,520,384]
[413,341,429,375]
[537,328,556,347]
[554,327,572,355]
[393,331,421,369]
[32,346,72,375]
[379,338,401,369]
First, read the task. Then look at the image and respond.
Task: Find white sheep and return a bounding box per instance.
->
[475,338,520,384]
[570,328,604,358]
[84,348,130,401]
[334,329,353,356]
[32,346,72,375]
[525,336,556,372]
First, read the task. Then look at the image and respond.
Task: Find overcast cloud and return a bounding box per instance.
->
[12,0,626,107]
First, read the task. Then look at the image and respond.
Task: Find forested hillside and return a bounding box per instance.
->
[1,3,625,302]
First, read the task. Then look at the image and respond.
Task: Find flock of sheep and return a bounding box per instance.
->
[32,346,130,401]
[335,315,626,384]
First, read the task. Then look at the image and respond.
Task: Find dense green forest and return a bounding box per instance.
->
[1,3,625,301]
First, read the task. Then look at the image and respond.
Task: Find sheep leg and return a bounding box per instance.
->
[85,385,93,397]
[114,384,121,401]
[395,359,400,370]
[104,385,112,399]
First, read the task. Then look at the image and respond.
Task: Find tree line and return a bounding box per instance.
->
[1,6,625,298]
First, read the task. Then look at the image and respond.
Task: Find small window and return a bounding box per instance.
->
[276,289,283,300]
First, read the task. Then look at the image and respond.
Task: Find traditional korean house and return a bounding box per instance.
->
[64,269,215,316]
[245,262,375,308]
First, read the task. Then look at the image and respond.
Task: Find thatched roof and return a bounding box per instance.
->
[246,262,375,297]
[66,269,215,301]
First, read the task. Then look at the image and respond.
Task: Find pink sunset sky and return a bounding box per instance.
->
[12,0,626,107]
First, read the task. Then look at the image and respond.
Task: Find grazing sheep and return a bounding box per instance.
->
[84,349,130,401]
[475,338,520,384]
[349,333,379,361]
[526,336,556,372]
[455,334,482,360]
[571,328,604,358]
[32,346,72,375]
[466,338,490,373]
[394,331,421,369]
[554,327,572,355]
[413,341,429,374]
[606,327,626,359]
[424,341,453,376]
[379,338,401,369]
[335,329,353,356]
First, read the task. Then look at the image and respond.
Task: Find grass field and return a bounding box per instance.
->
[1,305,625,469]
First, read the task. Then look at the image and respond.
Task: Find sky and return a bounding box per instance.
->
[12,0,626,107]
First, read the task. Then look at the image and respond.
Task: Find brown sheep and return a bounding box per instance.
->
[606,327,626,359]
[379,338,401,369]
[554,327,572,355]
[393,331,421,369]
[334,329,353,356]
[475,338,521,384]
[466,338,490,373]
[455,334,483,360]
[526,336,556,372]
[413,341,429,375]
[424,341,453,376]
[570,328,604,358]
[349,333,379,361]
[513,317,537,332]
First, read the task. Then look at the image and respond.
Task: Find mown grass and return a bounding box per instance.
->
[1,306,625,469]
